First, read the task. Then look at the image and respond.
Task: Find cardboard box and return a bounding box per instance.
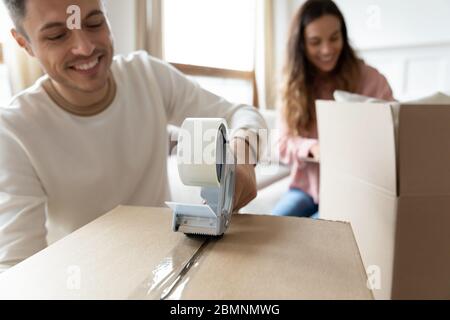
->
[317,101,450,300]
[0,206,372,300]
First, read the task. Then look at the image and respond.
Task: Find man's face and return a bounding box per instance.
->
[17,0,114,93]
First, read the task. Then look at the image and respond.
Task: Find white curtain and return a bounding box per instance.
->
[4,39,43,96]
[255,0,302,110]
[135,0,164,59]
[1,2,43,95]
[255,0,277,110]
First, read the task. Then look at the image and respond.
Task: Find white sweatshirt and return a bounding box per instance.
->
[0,51,267,272]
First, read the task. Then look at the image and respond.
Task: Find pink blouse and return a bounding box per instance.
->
[278,63,395,204]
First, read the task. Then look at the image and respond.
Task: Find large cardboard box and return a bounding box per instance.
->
[0,206,372,300]
[317,101,450,300]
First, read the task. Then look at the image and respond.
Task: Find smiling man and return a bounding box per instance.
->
[0,0,267,272]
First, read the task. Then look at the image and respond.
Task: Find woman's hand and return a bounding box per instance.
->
[309,144,320,161]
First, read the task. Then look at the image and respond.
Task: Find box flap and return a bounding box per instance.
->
[320,170,398,300]
[404,92,450,105]
[398,105,450,196]
[169,215,373,300]
[393,196,450,299]
[317,101,398,196]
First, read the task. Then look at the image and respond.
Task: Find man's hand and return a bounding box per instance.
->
[230,132,258,212]
[233,164,257,211]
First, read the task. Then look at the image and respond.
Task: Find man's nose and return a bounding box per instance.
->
[71,30,95,57]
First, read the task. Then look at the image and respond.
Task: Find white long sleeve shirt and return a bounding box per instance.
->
[0,51,267,272]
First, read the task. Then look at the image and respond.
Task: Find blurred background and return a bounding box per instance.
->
[1,0,450,107]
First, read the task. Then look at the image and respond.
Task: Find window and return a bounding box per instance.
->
[163,0,258,106]
[0,2,12,105]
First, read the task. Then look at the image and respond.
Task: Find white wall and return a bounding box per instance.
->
[335,0,450,50]
[337,0,450,100]
[285,0,450,100]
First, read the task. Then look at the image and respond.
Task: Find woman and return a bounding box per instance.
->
[273,0,394,218]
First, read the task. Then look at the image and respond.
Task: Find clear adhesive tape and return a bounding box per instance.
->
[128,237,210,300]
[177,118,228,188]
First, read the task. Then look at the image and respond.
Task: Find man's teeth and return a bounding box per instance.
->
[73,58,99,71]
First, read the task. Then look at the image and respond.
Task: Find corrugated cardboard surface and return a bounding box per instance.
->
[394,105,450,299]
[317,100,399,300]
[393,196,450,299]
[0,206,203,300]
[317,101,450,300]
[319,170,398,300]
[172,214,372,300]
[316,101,397,195]
[398,105,450,196]
[0,206,372,300]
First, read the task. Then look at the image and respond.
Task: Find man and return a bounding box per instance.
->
[0,0,267,272]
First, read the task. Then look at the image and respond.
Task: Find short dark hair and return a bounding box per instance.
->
[3,0,27,34]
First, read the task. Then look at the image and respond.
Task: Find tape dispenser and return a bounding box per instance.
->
[166,118,236,236]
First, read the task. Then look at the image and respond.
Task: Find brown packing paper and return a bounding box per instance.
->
[0,206,372,300]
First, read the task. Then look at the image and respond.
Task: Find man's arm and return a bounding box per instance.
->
[148,54,267,210]
[0,127,48,272]
[148,55,267,138]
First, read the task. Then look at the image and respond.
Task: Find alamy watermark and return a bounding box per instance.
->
[67,265,81,291]
[366,5,382,31]
[366,265,381,291]
[66,5,82,30]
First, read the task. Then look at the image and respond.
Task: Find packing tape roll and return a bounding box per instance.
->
[177,118,228,188]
